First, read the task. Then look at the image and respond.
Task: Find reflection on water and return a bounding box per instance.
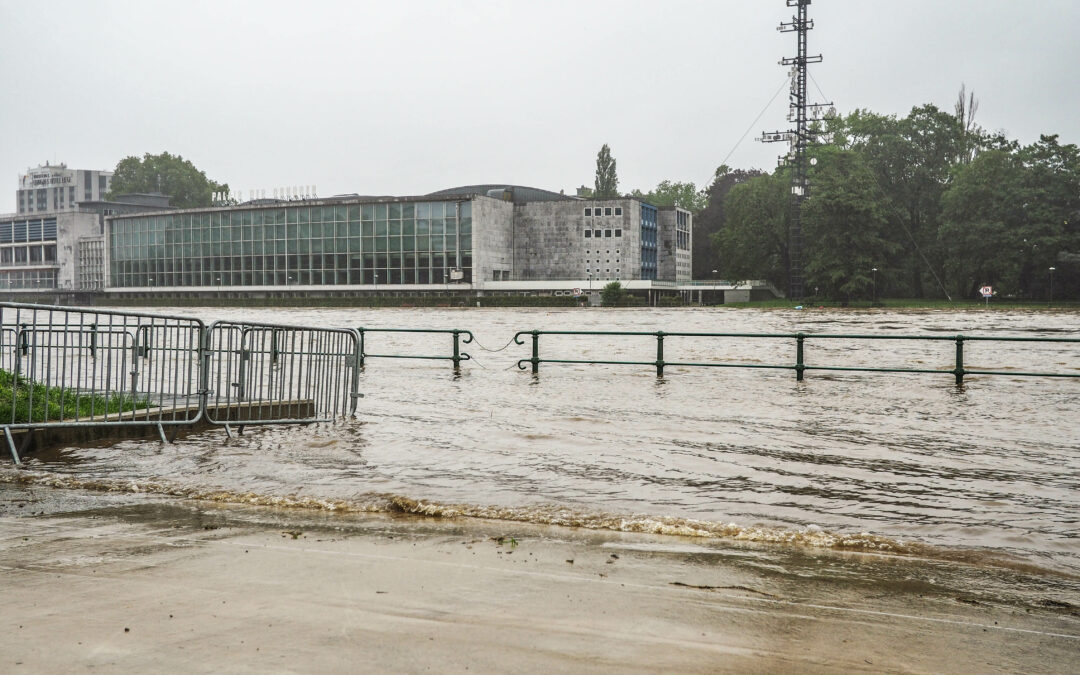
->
[6,306,1080,574]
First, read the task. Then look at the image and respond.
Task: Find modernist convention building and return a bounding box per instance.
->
[103,185,694,296]
[4,170,774,303]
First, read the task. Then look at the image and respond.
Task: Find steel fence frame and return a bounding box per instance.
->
[203,320,361,435]
[1,303,362,465]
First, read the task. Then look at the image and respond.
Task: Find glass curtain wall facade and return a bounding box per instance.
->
[109,200,472,288]
[640,204,658,280]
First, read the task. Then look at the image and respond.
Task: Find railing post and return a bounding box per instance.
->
[954,336,965,385]
[237,328,249,401]
[89,322,97,359]
[796,333,805,381]
[130,330,140,399]
[198,324,212,418]
[656,331,665,377]
[452,330,461,371]
[531,330,540,374]
[349,330,362,417]
[358,328,365,367]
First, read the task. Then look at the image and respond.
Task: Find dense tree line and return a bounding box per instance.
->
[706,99,1080,300]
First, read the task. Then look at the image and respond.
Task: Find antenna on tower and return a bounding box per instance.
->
[757,0,833,302]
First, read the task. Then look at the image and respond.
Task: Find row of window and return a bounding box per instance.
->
[114,220,468,245]
[0,269,56,289]
[584,229,622,238]
[112,201,470,234]
[110,252,473,287]
[0,245,58,265]
[111,235,470,261]
[583,207,623,217]
[0,218,58,243]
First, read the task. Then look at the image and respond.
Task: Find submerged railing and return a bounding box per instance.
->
[357,327,473,370]
[512,330,1080,383]
[0,302,362,465]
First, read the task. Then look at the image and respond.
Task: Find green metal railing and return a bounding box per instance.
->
[512,330,1080,383]
[357,328,473,370]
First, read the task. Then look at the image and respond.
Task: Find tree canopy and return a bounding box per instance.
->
[107,152,228,209]
[594,144,619,198]
[706,90,1080,301]
[630,180,708,213]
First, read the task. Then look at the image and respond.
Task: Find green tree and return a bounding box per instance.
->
[940,136,1080,298]
[831,105,965,297]
[107,152,228,209]
[600,280,626,306]
[802,148,898,301]
[594,144,619,198]
[713,171,789,285]
[630,180,707,213]
[693,165,764,279]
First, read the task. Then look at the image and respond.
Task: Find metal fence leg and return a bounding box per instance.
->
[531,331,540,374]
[655,332,665,377]
[796,334,806,382]
[157,423,167,444]
[4,426,21,465]
[954,336,965,386]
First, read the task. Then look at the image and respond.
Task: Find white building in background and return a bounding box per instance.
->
[16,162,113,215]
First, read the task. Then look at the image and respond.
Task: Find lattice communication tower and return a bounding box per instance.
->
[760,0,832,301]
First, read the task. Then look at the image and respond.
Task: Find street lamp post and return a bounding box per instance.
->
[1049,266,1056,307]
[871,268,878,305]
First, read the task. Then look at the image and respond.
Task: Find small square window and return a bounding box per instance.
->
[584,208,592,216]
[594,230,601,237]
[615,229,622,237]
[604,230,612,237]
[604,207,612,216]
[614,207,622,216]
[584,230,592,238]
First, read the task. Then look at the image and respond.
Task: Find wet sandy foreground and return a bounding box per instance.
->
[1,487,1078,674]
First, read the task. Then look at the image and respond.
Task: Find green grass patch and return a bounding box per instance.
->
[0,369,149,424]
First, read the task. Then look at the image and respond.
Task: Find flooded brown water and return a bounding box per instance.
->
[5,306,1080,577]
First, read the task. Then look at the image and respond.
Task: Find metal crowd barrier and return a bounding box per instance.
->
[205,320,361,435]
[513,329,1080,382]
[356,327,473,370]
[0,302,362,465]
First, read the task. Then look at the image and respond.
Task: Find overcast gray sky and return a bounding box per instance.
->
[1,0,1076,213]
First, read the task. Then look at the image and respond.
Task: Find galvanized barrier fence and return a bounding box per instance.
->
[1,302,362,464]
[513,330,1080,382]
[205,320,361,434]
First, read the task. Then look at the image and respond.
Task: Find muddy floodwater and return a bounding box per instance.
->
[5,306,1080,577]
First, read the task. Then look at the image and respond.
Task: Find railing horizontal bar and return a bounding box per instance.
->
[364,354,470,361]
[360,328,473,336]
[961,369,1080,378]
[514,329,1080,343]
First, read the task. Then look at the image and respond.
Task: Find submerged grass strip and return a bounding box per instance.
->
[0,368,148,424]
